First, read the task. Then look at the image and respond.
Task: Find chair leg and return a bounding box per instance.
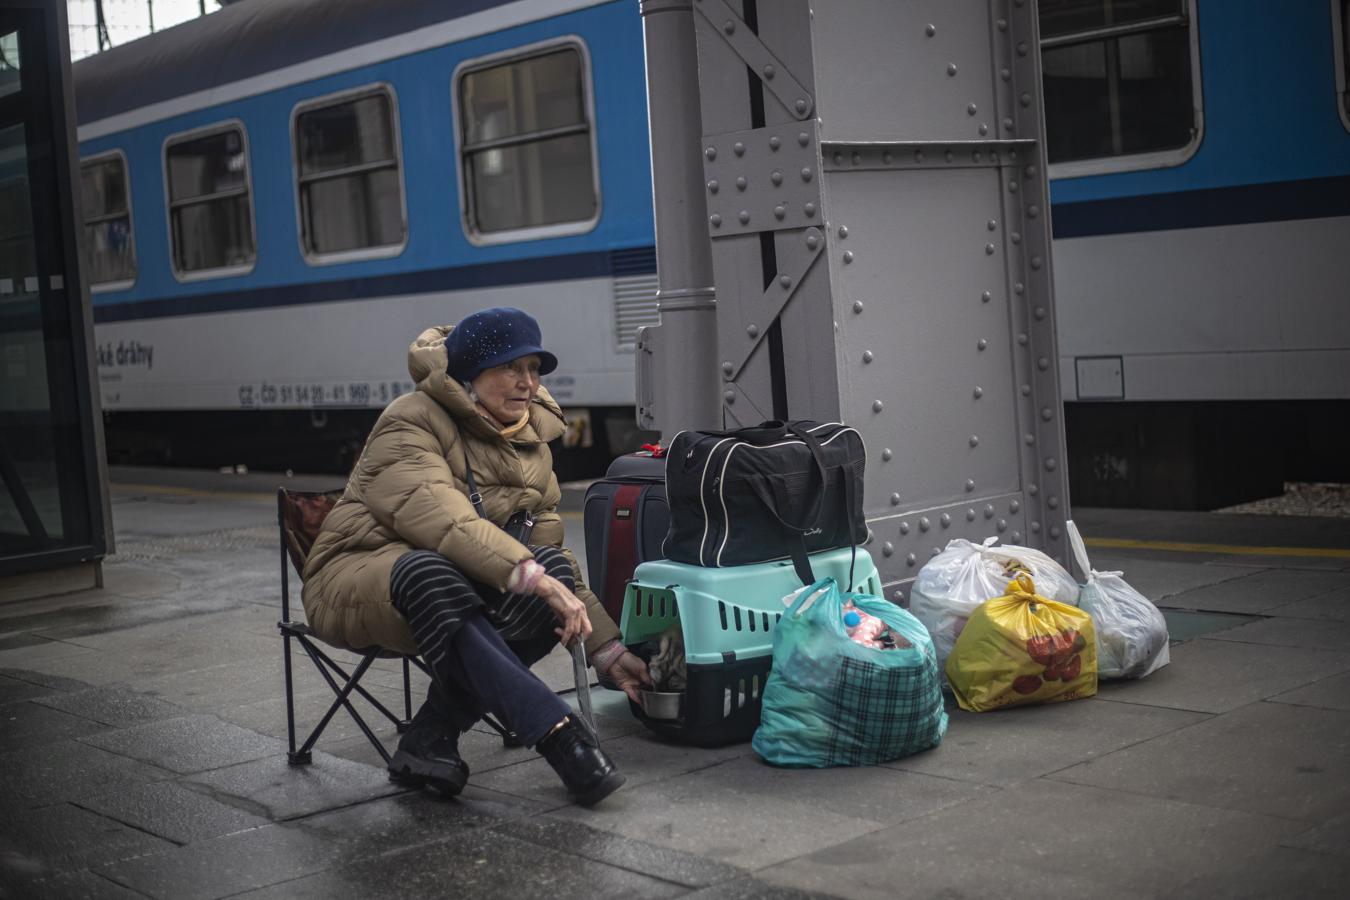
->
[400,656,412,734]
[296,642,390,764]
[305,643,407,729]
[281,629,307,765]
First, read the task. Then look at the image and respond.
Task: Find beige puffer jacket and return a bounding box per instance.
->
[301,325,621,657]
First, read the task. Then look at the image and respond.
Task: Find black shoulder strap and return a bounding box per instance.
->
[461,442,487,519]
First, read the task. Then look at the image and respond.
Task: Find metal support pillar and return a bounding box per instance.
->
[636,0,723,436]
[663,0,1073,592]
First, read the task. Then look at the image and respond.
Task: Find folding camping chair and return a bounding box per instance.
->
[276,488,522,766]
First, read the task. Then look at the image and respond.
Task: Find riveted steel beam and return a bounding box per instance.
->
[649,0,1074,580]
[703,122,823,238]
[721,225,824,378]
[692,0,815,120]
[820,139,1039,171]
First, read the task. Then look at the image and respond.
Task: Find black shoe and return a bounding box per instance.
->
[536,718,625,806]
[387,721,469,797]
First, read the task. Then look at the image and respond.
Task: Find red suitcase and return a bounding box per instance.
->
[582,452,668,625]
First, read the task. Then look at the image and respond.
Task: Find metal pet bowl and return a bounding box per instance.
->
[639,689,683,720]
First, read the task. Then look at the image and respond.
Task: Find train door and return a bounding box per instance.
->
[0,3,109,585]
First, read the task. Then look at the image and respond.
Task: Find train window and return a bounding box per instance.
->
[79,152,136,289]
[1336,0,1350,130]
[455,42,599,241]
[163,123,256,278]
[292,86,407,261]
[1040,0,1201,171]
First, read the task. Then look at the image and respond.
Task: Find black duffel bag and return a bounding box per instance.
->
[663,420,866,585]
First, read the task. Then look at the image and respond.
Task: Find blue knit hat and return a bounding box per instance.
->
[444,307,558,383]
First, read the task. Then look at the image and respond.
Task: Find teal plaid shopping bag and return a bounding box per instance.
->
[753,578,947,767]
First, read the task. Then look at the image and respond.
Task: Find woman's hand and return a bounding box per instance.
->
[605,652,653,703]
[534,574,593,647]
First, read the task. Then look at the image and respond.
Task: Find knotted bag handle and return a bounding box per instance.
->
[1065,519,1094,581]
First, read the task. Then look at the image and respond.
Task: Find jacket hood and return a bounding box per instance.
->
[407,326,566,444]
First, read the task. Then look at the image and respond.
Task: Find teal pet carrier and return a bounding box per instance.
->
[620,547,881,746]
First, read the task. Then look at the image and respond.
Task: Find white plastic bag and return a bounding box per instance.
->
[1066,520,1170,679]
[910,537,1079,671]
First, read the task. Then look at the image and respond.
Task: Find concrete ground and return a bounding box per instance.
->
[2,467,1349,899]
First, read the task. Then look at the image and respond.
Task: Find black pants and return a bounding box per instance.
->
[390,547,573,747]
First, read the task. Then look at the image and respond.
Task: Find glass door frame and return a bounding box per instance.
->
[0,0,110,576]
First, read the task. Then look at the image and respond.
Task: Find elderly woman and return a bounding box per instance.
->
[302,307,649,807]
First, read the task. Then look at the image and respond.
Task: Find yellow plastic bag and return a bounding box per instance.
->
[945,574,1097,712]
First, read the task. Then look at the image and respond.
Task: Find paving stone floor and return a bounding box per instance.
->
[1,471,1349,898]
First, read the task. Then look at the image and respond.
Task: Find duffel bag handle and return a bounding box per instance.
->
[696,419,790,445]
[766,425,861,591]
[697,418,832,445]
[785,422,829,527]
[740,423,829,533]
[745,423,832,586]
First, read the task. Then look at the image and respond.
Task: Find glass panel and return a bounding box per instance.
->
[1039,0,1184,40]
[0,122,90,551]
[171,195,254,272]
[0,178,36,309]
[461,48,585,146]
[1043,27,1194,163]
[80,157,127,220]
[0,29,19,100]
[296,92,396,176]
[467,132,596,232]
[300,167,404,254]
[1342,1,1350,121]
[165,128,247,202]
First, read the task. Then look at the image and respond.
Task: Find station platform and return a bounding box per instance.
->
[1,468,1347,898]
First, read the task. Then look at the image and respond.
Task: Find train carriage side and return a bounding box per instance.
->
[74,0,657,474]
[75,0,1350,502]
[1043,0,1350,508]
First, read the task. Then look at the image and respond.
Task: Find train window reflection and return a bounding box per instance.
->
[0,29,19,100]
[163,123,256,278]
[1039,0,1184,40]
[293,87,406,260]
[1040,0,1199,166]
[80,153,136,288]
[457,44,598,237]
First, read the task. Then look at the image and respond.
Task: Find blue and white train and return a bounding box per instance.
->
[73,0,1350,500]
